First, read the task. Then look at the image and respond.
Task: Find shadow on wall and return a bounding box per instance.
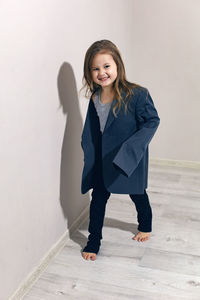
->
[57,62,89,239]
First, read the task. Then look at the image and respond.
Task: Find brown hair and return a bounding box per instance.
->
[79,39,142,117]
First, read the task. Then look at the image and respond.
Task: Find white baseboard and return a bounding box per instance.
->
[150,157,200,169]
[9,205,89,300]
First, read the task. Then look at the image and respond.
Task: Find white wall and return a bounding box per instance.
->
[127,0,200,161]
[0,0,199,299]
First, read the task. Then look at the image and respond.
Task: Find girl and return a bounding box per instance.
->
[80,40,160,261]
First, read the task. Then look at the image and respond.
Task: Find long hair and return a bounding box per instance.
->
[79,39,142,117]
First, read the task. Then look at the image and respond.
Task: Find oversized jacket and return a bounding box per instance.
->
[81,85,160,194]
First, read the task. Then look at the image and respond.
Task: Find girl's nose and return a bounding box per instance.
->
[99,69,106,75]
[99,68,105,74]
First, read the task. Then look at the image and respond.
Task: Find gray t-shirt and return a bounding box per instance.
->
[93,89,112,133]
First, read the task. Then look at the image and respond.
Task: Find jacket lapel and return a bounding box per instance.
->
[103,98,117,133]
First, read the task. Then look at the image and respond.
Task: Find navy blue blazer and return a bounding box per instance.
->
[81,86,160,194]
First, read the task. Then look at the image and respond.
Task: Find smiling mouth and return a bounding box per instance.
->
[99,77,109,81]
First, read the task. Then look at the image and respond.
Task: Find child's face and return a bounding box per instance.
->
[90,53,118,89]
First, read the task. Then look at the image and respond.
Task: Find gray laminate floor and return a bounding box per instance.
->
[23,163,200,300]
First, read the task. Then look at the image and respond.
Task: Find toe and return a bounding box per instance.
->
[82,252,97,261]
[83,253,89,260]
[133,234,139,241]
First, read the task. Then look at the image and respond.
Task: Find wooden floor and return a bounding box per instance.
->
[23,163,200,300]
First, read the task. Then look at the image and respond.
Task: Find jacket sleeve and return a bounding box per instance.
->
[112,88,160,177]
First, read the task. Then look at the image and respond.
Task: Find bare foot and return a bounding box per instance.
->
[132,231,150,242]
[82,251,97,261]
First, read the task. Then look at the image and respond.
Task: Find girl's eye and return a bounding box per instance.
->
[92,65,110,71]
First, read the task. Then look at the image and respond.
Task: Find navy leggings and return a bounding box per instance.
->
[82,135,152,254]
